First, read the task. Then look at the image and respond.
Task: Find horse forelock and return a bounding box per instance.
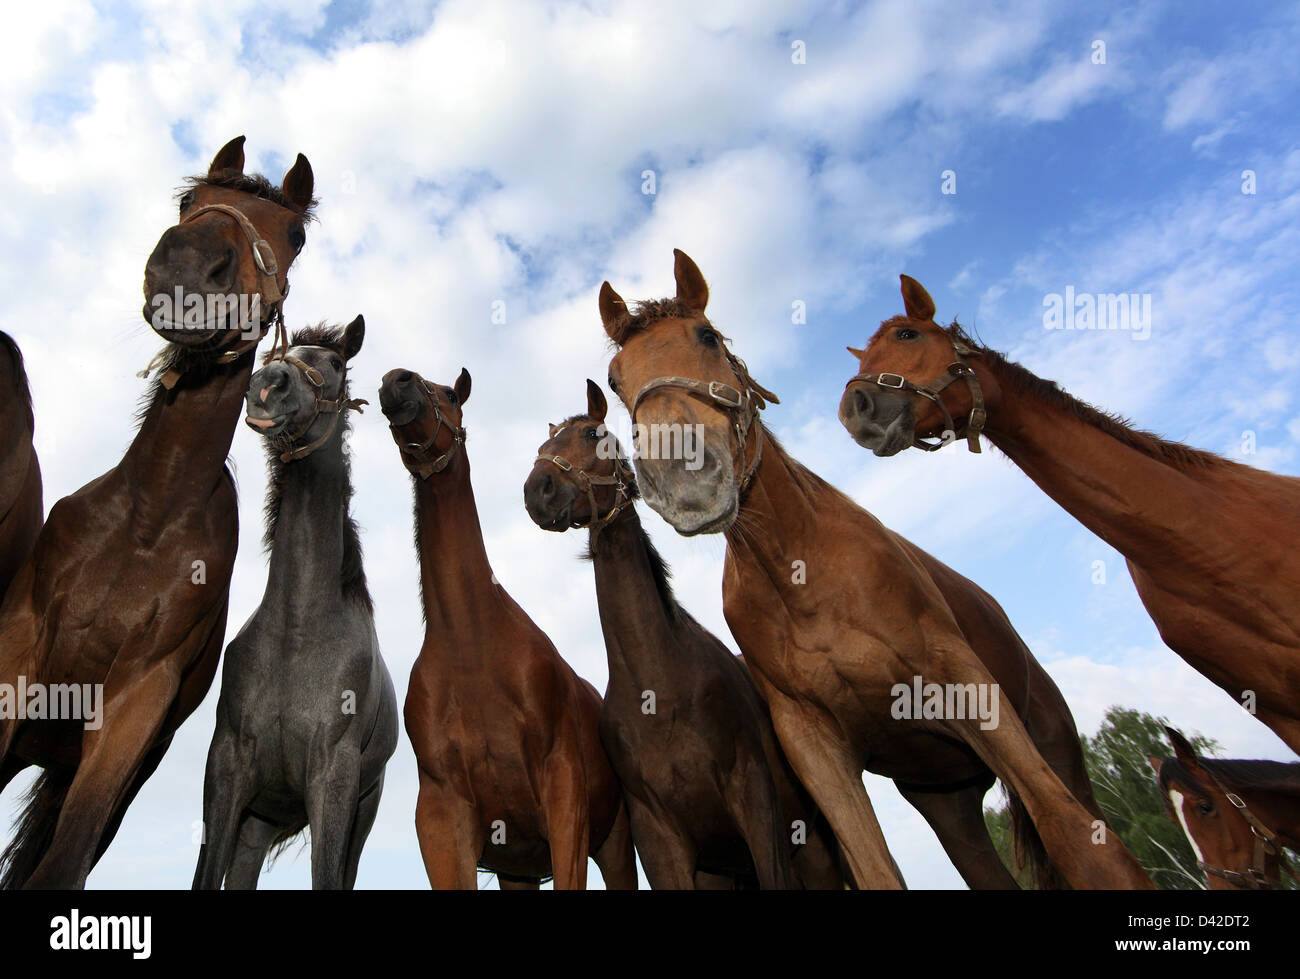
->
[605,296,700,347]
[181,171,319,220]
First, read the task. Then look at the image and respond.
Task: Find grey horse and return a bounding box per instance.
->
[193,316,398,889]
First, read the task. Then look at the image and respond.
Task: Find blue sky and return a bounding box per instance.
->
[1,0,1297,889]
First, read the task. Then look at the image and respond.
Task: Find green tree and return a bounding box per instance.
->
[985,705,1221,889]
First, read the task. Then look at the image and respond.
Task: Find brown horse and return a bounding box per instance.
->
[0,137,314,888]
[1152,729,1298,890]
[0,332,42,606]
[600,249,1152,889]
[379,367,637,890]
[840,275,1300,756]
[523,380,846,888]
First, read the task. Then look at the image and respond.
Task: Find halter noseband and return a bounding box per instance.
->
[1195,766,1294,890]
[267,352,368,463]
[628,346,778,498]
[393,378,466,479]
[846,335,986,453]
[141,202,294,390]
[535,428,636,536]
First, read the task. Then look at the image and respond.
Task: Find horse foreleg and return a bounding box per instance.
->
[624,797,696,889]
[92,734,173,869]
[22,663,178,890]
[541,754,590,890]
[941,658,1152,889]
[222,813,281,890]
[767,704,903,889]
[414,770,481,889]
[895,778,1020,889]
[726,761,794,889]
[592,795,638,890]
[306,745,361,891]
[193,725,258,890]
[341,773,384,890]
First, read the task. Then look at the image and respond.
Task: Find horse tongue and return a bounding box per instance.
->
[246,416,276,430]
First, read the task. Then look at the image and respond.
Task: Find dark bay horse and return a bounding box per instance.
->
[841,275,1300,756]
[599,249,1151,889]
[1152,728,1298,890]
[0,332,42,605]
[0,137,314,888]
[523,380,846,889]
[194,318,398,889]
[380,367,637,889]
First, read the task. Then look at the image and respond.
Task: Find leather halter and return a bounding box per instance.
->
[140,202,293,390]
[266,352,369,463]
[393,378,466,479]
[629,346,779,497]
[1195,766,1294,890]
[535,427,636,536]
[846,335,986,453]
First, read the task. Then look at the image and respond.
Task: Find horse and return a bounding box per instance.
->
[0,136,314,888]
[193,317,398,889]
[0,332,42,605]
[379,367,637,889]
[598,248,1152,889]
[1151,728,1298,890]
[523,380,847,889]
[840,275,1300,757]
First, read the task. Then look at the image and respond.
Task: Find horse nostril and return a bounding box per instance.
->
[203,243,238,292]
[852,388,872,416]
[259,387,271,404]
[394,371,413,386]
[540,474,555,501]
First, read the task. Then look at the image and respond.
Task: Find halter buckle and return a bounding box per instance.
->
[550,455,572,472]
[253,239,279,276]
[875,372,906,389]
[708,381,743,408]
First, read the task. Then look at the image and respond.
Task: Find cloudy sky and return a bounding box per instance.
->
[2,0,1298,889]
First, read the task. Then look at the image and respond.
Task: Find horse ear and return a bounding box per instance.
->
[208,136,246,176]
[599,281,627,341]
[454,368,472,406]
[586,379,607,422]
[342,315,364,360]
[1165,727,1202,772]
[900,274,936,322]
[548,422,561,437]
[1147,755,1166,776]
[846,345,866,361]
[673,248,709,312]
[281,153,315,211]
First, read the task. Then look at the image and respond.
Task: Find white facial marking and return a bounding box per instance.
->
[1168,788,1205,863]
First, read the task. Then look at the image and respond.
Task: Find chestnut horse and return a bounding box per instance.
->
[1152,729,1298,890]
[600,249,1151,889]
[0,137,314,888]
[841,276,1300,756]
[380,367,636,889]
[523,380,846,888]
[0,332,42,605]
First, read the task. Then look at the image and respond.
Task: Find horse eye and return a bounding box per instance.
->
[585,428,599,440]
[1197,802,1213,816]
[288,226,306,253]
[445,389,457,404]
[607,375,618,394]
[330,357,343,371]
[178,190,195,213]
[697,326,719,347]
[896,328,920,341]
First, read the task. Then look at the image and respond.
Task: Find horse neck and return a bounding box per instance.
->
[0,338,35,508]
[262,427,352,610]
[411,447,501,632]
[1231,781,1300,847]
[979,355,1228,555]
[123,350,255,521]
[588,504,684,684]
[724,425,829,587]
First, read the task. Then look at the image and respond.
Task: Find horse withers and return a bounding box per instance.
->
[193,317,398,889]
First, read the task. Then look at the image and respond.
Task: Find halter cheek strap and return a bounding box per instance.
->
[393,379,466,479]
[535,439,636,537]
[629,347,779,497]
[269,353,369,463]
[847,337,986,453]
[1196,767,1294,890]
[139,202,294,390]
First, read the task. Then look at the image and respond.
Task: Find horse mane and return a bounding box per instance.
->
[180,171,319,220]
[604,297,697,347]
[930,320,1242,474]
[0,331,34,429]
[261,322,371,614]
[1160,756,1300,798]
